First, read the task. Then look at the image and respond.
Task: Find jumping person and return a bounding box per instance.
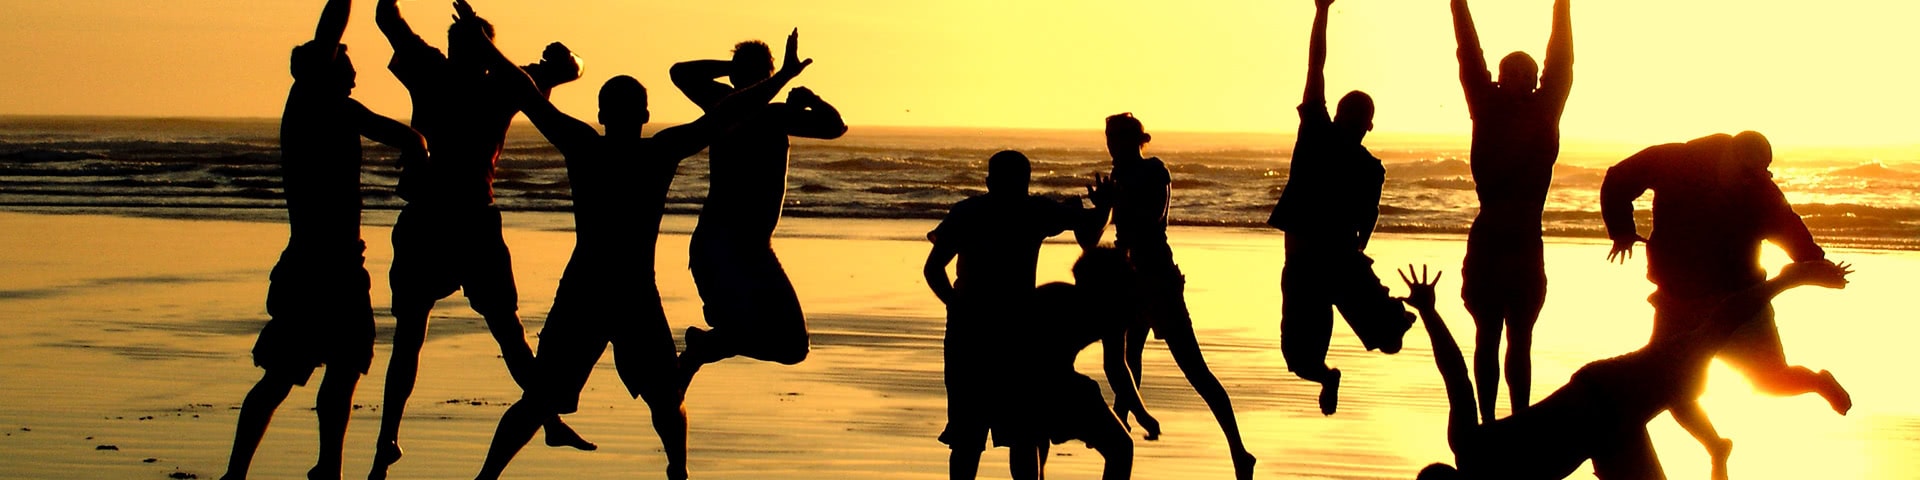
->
[365,0,590,477]
[670,36,848,382]
[220,2,425,479]
[1450,0,1575,423]
[925,150,1111,479]
[461,16,812,480]
[1405,260,1850,480]
[1269,0,1415,417]
[1602,131,1850,479]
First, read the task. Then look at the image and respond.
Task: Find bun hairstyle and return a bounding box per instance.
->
[1105,113,1151,146]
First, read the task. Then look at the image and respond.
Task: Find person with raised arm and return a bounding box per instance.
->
[924,150,1112,480]
[457,13,811,479]
[1601,131,1849,479]
[364,0,590,477]
[1450,0,1574,424]
[1269,0,1414,417]
[670,36,848,385]
[220,1,425,479]
[1101,111,1257,478]
[1405,259,1850,480]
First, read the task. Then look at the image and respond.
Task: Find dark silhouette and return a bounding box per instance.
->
[1104,112,1256,479]
[1406,260,1850,480]
[1002,245,1161,480]
[221,2,425,479]
[670,36,848,382]
[923,150,1112,480]
[1268,0,1414,417]
[1601,131,1851,479]
[1451,0,1575,424]
[463,18,810,480]
[365,1,590,477]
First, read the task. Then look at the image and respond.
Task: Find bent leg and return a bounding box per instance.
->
[1591,426,1667,480]
[370,302,432,480]
[475,401,546,480]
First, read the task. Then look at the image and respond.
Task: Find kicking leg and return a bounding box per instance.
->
[1671,399,1732,479]
[1161,326,1254,480]
[369,302,430,480]
[1280,262,1340,415]
[474,401,546,480]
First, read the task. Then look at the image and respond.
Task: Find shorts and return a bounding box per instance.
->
[1025,373,1126,449]
[529,274,676,413]
[1129,250,1193,340]
[253,242,376,385]
[1460,247,1548,316]
[688,240,808,363]
[388,205,518,314]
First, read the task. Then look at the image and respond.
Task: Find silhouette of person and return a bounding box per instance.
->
[1102,112,1256,478]
[1001,245,1162,480]
[1451,0,1574,424]
[1601,131,1850,478]
[669,37,848,382]
[364,1,590,477]
[1404,260,1851,480]
[462,20,811,480]
[220,2,425,480]
[1268,0,1414,417]
[924,150,1112,480]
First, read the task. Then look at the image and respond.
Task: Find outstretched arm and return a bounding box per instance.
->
[1540,0,1574,113]
[1397,266,1478,448]
[670,60,734,111]
[1450,0,1493,108]
[649,29,813,159]
[1601,149,1658,263]
[313,0,351,48]
[781,87,849,139]
[1303,0,1334,106]
[374,0,422,48]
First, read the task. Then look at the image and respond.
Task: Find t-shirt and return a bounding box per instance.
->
[280,42,367,251]
[1269,101,1385,247]
[929,194,1081,309]
[1110,157,1172,252]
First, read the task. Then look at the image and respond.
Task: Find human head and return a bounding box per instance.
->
[446,17,496,66]
[1334,91,1375,141]
[985,150,1031,197]
[730,40,775,87]
[1497,51,1539,93]
[290,42,356,93]
[1718,130,1774,184]
[1104,113,1151,158]
[598,75,650,129]
[1415,463,1460,480]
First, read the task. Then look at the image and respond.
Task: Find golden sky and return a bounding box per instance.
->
[3,0,1915,147]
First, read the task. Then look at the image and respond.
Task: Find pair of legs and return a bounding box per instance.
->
[1006,374,1134,480]
[1460,248,1547,424]
[223,249,374,480]
[1279,237,1413,415]
[1114,259,1256,479]
[680,241,810,385]
[371,207,587,480]
[477,281,687,480]
[1649,293,1851,480]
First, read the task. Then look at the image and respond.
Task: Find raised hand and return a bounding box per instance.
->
[1606,234,1646,264]
[1086,172,1116,209]
[1396,264,1442,312]
[452,0,477,23]
[777,28,813,78]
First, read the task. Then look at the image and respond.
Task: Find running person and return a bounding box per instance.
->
[464,19,812,480]
[1269,0,1415,417]
[1450,0,1575,423]
[1103,112,1257,479]
[1405,260,1850,480]
[670,36,848,380]
[365,0,589,477]
[221,2,424,478]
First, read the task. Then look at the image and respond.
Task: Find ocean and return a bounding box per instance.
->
[1,116,1915,250]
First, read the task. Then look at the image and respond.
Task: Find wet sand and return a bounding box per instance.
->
[0,210,1914,479]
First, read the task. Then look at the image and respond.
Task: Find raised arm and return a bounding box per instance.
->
[1102,328,1160,439]
[649,29,813,159]
[1450,0,1493,107]
[670,60,734,111]
[1601,148,1659,263]
[313,0,351,48]
[781,87,849,140]
[454,4,597,153]
[1539,0,1574,112]
[1304,0,1334,106]
[374,0,422,47]
[1397,266,1478,447]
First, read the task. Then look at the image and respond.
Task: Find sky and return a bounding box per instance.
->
[2,0,1917,147]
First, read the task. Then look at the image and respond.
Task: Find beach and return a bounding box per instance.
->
[0,209,1915,479]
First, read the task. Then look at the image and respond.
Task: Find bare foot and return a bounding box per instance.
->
[1318,369,1342,416]
[667,462,688,480]
[1818,370,1852,415]
[1232,449,1257,480]
[543,418,598,451]
[306,465,340,480]
[367,441,402,480]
